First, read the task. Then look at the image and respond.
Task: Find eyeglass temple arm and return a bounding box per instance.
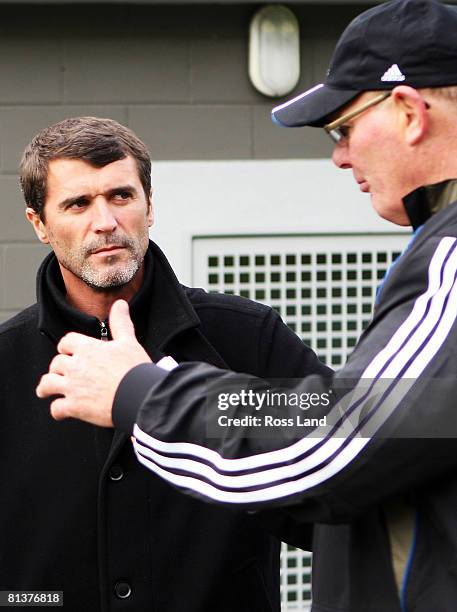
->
[324,92,391,131]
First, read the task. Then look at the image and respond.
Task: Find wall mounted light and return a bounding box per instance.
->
[249,5,300,98]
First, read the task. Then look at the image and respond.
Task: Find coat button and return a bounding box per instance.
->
[109,465,124,481]
[114,581,132,599]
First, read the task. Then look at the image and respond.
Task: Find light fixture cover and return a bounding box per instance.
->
[249,5,300,98]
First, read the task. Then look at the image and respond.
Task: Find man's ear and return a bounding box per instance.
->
[391,85,429,146]
[147,189,154,228]
[26,207,50,244]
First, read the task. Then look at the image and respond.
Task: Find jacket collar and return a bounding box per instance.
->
[403,179,457,230]
[37,240,201,352]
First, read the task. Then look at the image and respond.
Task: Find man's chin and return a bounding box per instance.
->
[83,281,131,294]
[80,264,140,292]
[371,194,410,226]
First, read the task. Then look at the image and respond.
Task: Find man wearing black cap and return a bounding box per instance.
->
[37,1,457,610]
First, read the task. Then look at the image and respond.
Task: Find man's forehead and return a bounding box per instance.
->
[48,154,137,175]
[47,155,141,192]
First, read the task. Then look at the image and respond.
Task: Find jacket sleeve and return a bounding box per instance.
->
[113,235,457,522]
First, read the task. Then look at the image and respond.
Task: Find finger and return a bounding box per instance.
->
[109,299,136,341]
[50,397,71,421]
[57,331,97,356]
[36,372,66,398]
[49,353,73,375]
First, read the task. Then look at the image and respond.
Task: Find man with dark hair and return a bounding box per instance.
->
[1,116,329,611]
[39,1,457,611]
[21,116,151,221]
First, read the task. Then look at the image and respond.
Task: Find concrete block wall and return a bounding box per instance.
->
[0,2,368,322]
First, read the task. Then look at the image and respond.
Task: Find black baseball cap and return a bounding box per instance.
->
[272,0,457,128]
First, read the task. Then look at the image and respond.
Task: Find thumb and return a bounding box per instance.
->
[109,299,136,341]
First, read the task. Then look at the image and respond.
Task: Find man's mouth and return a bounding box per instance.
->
[357,180,370,193]
[91,246,125,255]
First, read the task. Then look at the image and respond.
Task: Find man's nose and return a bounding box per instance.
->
[331,142,352,169]
[91,198,118,233]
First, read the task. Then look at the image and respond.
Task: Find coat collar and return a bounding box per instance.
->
[403,179,457,230]
[37,240,201,354]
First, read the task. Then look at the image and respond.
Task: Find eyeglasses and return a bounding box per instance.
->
[324,92,392,144]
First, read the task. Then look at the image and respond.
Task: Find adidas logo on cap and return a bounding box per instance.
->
[381,64,406,82]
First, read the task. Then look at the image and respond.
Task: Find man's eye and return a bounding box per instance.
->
[68,201,87,210]
[337,125,351,140]
[113,191,132,201]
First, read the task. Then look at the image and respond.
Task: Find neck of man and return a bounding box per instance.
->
[59,262,145,322]
[419,121,457,189]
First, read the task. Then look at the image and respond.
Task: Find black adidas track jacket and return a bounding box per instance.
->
[114,191,457,612]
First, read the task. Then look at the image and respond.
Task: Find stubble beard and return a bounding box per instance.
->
[59,234,148,292]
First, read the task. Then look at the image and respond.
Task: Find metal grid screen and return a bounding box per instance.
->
[192,234,408,611]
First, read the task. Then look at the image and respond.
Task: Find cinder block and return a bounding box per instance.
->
[0,106,127,174]
[0,4,131,38]
[129,105,252,160]
[3,244,51,310]
[126,6,252,38]
[0,177,36,242]
[0,5,252,39]
[191,39,260,104]
[64,39,190,104]
[253,105,333,159]
[0,39,63,104]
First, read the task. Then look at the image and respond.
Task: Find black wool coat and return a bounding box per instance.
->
[0,241,329,612]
